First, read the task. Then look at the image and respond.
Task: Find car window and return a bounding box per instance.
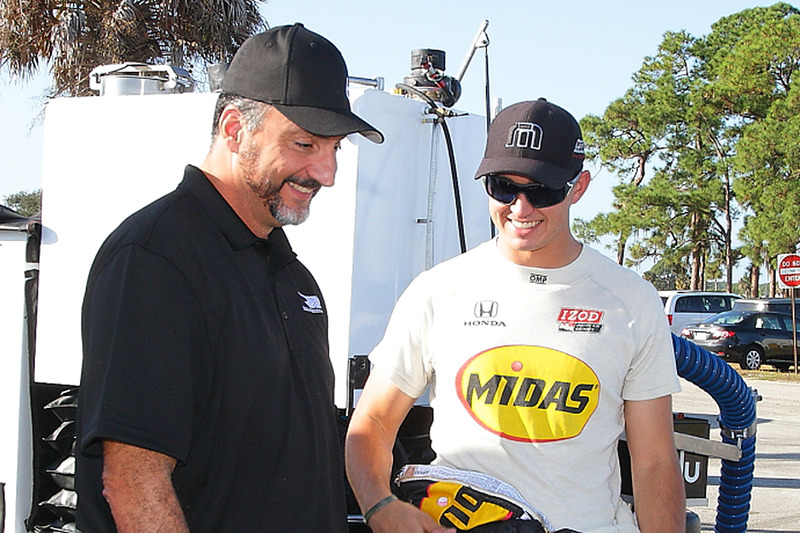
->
[709,311,748,325]
[778,314,800,333]
[703,297,720,313]
[755,314,784,330]
[676,296,704,312]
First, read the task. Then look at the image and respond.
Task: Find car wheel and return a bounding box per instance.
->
[740,346,763,370]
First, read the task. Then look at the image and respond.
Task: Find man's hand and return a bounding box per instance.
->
[366,498,455,533]
[347,371,454,533]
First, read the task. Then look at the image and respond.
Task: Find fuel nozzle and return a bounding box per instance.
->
[399,48,461,108]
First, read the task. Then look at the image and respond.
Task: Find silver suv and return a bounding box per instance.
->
[659,291,742,335]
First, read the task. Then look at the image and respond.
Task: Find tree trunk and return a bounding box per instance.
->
[710,140,734,293]
[632,154,647,187]
[724,183,733,293]
[690,249,702,290]
[768,266,776,297]
[689,213,702,290]
[699,252,706,290]
[749,264,760,298]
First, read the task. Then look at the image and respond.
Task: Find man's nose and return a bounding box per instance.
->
[306,146,337,187]
[510,192,535,214]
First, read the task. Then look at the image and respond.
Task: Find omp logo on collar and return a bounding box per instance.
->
[529,273,547,284]
[557,307,604,333]
[297,292,323,314]
[505,122,542,150]
[456,345,599,442]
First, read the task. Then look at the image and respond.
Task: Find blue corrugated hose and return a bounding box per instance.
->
[671,334,757,533]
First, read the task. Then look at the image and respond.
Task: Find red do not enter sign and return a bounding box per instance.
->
[778,253,800,288]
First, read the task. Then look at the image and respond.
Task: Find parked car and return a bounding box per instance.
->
[680,310,800,370]
[659,291,742,335]
[733,298,793,315]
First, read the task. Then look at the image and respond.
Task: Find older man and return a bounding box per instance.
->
[76,23,382,532]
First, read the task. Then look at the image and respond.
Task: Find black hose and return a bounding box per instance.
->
[395,83,468,254]
[439,118,467,253]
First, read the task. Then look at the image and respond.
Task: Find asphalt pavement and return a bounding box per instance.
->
[673,376,800,532]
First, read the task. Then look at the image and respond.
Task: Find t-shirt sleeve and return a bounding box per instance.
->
[622,282,681,401]
[368,272,434,399]
[79,243,208,463]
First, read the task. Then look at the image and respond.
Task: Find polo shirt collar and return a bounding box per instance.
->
[178,165,297,267]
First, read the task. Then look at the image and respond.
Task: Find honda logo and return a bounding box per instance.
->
[474,300,499,318]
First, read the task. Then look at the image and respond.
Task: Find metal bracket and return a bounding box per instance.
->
[672,432,742,461]
[718,419,758,443]
[347,355,371,416]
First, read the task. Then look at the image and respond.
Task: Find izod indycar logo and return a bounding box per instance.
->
[557,308,604,333]
[456,345,599,442]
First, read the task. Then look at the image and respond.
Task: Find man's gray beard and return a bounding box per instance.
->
[267,185,310,226]
[239,144,316,226]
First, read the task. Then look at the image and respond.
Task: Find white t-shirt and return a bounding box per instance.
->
[370,240,680,532]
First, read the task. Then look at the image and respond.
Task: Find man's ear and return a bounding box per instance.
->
[219,105,244,152]
[569,170,591,205]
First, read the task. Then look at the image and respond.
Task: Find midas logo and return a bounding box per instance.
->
[456,345,599,442]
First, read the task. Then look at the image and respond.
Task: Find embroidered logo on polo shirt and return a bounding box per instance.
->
[298,292,324,314]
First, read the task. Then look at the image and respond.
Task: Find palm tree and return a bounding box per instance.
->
[0,0,267,97]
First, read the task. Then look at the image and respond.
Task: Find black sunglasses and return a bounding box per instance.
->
[482,174,579,208]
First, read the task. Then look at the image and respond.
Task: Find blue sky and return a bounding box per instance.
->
[0,0,780,228]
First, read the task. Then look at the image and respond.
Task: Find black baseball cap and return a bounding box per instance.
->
[474,98,584,188]
[222,23,384,143]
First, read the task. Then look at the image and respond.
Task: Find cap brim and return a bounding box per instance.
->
[274,104,384,144]
[474,157,575,189]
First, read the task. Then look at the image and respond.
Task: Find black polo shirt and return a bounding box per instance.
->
[76,165,347,532]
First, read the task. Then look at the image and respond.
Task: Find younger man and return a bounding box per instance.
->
[346,99,684,533]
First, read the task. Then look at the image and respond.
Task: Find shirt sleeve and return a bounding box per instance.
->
[79,243,209,463]
[622,282,681,401]
[368,272,435,399]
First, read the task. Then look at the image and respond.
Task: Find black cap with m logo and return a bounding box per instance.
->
[474,98,584,189]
